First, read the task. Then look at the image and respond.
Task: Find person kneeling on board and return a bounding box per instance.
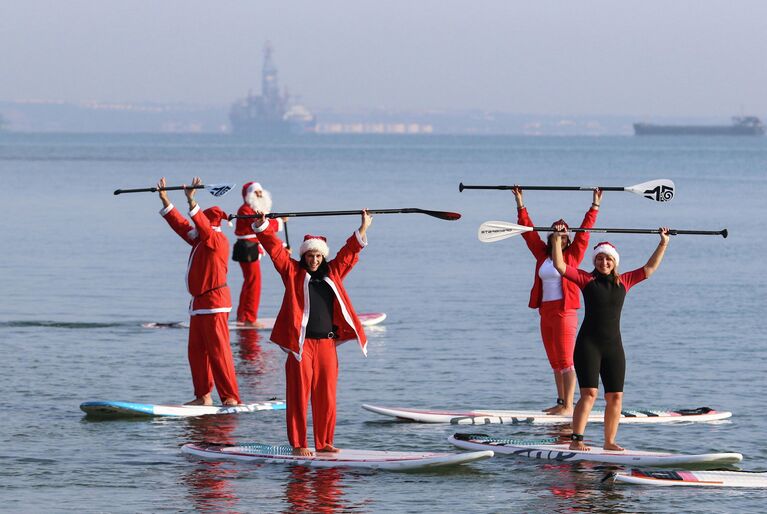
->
[251,210,372,456]
[158,176,242,407]
[551,226,669,451]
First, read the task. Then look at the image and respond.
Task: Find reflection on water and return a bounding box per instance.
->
[284,466,369,514]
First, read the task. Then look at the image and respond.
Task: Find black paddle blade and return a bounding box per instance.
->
[422,209,461,221]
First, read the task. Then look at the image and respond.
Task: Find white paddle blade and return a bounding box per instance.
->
[205,183,236,197]
[478,221,533,243]
[625,179,675,202]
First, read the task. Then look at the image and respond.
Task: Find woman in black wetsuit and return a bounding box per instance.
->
[551,226,670,451]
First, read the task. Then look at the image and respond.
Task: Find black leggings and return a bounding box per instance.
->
[573,337,625,393]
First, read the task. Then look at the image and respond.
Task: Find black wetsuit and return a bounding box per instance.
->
[563,266,646,393]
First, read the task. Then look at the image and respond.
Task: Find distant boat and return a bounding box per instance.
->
[229,42,316,136]
[633,116,764,136]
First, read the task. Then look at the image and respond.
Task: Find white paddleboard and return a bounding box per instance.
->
[80,399,286,418]
[362,403,732,425]
[182,441,493,471]
[142,312,387,330]
[448,433,742,467]
[611,469,767,488]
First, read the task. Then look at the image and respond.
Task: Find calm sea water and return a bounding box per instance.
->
[1,133,765,512]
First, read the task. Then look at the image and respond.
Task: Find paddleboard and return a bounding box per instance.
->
[611,469,767,488]
[80,399,286,418]
[362,404,732,425]
[142,312,387,330]
[181,441,493,471]
[448,433,742,467]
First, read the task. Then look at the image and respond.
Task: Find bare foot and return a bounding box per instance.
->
[546,406,573,416]
[317,445,340,453]
[247,321,266,328]
[569,441,590,451]
[222,398,241,406]
[603,443,625,451]
[542,404,559,413]
[185,395,213,406]
[292,447,314,457]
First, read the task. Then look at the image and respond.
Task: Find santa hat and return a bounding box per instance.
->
[204,206,231,228]
[299,234,329,258]
[592,241,620,267]
[550,218,569,230]
[241,181,263,199]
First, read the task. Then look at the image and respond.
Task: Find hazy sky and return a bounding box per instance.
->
[2,0,766,116]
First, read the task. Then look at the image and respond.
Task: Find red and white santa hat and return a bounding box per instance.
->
[592,241,619,266]
[203,206,231,228]
[299,234,329,258]
[241,181,263,199]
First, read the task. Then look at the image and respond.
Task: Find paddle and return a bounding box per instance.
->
[283,220,291,251]
[113,183,236,197]
[478,220,727,243]
[459,179,675,202]
[229,208,461,221]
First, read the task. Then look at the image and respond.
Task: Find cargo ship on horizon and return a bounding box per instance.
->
[633,116,764,136]
[229,43,316,136]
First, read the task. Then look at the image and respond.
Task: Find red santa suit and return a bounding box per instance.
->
[233,182,283,324]
[161,202,241,404]
[254,220,367,450]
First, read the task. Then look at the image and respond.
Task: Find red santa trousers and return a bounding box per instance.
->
[188,312,241,403]
[538,299,577,373]
[236,260,262,323]
[285,338,338,450]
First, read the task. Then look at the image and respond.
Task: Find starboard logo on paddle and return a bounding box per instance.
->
[208,184,234,197]
[643,184,674,202]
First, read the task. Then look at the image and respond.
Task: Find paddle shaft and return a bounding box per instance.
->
[230,208,460,221]
[114,185,205,195]
[283,221,291,250]
[529,226,728,237]
[460,184,624,192]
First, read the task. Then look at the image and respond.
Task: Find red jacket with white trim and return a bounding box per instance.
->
[518,206,598,310]
[254,221,368,360]
[161,204,232,315]
[234,204,282,256]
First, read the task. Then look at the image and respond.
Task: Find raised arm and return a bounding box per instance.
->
[550,224,568,276]
[251,211,293,274]
[643,227,670,278]
[512,186,547,257]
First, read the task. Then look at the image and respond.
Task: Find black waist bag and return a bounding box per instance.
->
[232,240,261,262]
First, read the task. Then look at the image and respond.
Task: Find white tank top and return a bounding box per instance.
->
[538,258,563,302]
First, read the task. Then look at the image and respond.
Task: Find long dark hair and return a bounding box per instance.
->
[546,233,571,258]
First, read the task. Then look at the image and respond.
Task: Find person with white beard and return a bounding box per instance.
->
[232,182,285,327]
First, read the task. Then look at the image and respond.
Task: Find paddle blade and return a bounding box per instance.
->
[626,179,675,202]
[206,183,236,197]
[423,209,461,221]
[478,221,532,243]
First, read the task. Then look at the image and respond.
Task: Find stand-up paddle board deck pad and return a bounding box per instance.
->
[143,312,387,330]
[80,400,286,418]
[448,434,742,467]
[362,404,732,425]
[182,442,493,471]
[612,469,767,488]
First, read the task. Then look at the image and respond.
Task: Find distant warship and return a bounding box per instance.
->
[229,43,316,136]
[633,116,764,136]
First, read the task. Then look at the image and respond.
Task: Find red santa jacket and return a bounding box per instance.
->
[161,204,232,315]
[254,220,368,360]
[518,206,598,310]
[234,204,282,256]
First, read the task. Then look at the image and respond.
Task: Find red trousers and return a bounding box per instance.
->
[236,260,262,323]
[188,312,241,403]
[539,300,577,372]
[285,338,338,450]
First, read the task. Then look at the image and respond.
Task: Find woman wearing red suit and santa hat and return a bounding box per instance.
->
[233,182,285,327]
[251,209,373,456]
[157,176,241,406]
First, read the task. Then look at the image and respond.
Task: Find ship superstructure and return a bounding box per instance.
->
[633,116,764,136]
[229,43,316,136]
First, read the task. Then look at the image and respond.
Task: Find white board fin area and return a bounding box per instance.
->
[181,442,493,471]
[361,403,732,425]
[448,433,742,467]
[611,469,767,488]
[80,400,286,418]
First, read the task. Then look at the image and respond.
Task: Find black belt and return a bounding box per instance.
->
[306,331,337,339]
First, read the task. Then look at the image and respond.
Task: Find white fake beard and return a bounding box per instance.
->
[246,190,273,213]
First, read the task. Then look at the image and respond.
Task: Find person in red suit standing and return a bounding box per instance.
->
[251,209,373,456]
[232,182,285,328]
[157,176,241,406]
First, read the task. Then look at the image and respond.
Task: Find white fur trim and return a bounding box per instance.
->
[299,237,329,257]
[189,307,232,315]
[592,243,620,267]
[189,204,201,216]
[252,220,270,233]
[355,229,368,248]
[237,234,258,240]
[160,203,174,216]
